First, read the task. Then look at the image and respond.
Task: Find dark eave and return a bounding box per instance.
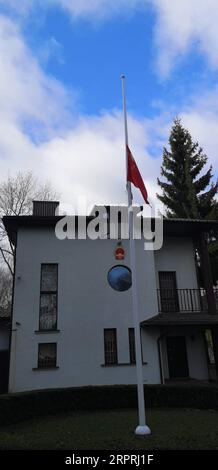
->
[3,214,218,246]
[3,215,93,245]
[141,312,218,327]
[162,218,218,238]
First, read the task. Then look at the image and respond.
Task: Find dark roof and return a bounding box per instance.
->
[3,213,218,246]
[161,218,218,237]
[141,312,218,327]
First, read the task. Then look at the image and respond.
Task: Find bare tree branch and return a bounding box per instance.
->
[0,267,13,314]
[1,248,13,256]
[0,171,59,276]
[0,247,13,276]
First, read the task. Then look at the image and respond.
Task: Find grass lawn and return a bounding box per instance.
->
[0,408,218,450]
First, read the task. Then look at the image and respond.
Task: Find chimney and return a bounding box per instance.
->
[33,201,59,216]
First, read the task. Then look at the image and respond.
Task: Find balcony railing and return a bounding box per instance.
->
[157,288,218,313]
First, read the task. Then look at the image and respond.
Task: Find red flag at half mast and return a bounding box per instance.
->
[127,145,149,205]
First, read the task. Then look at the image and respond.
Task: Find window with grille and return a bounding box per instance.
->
[129,328,136,364]
[39,264,58,330]
[159,271,179,312]
[38,343,57,369]
[104,329,117,365]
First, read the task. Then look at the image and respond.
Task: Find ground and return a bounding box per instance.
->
[0,408,217,450]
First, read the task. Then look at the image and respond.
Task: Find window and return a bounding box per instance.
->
[129,328,136,364]
[38,343,57,369]
[104,329,117,365]
[39,264,58,330]
[107,265,132,292]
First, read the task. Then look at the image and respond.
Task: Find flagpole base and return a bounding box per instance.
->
[135,425,151,436]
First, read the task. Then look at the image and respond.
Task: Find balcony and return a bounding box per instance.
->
[157,288,218,313]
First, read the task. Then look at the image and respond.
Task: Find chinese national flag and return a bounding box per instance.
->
[127,145,149,205]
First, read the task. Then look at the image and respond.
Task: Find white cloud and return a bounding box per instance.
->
[0,0,145,20]
[39,112,161,209]
[181,88,218,172]
[38,37,65,66]
[0,15,73,139]
[0,108,161,209]
[55,0,145,20]
[152,0,218,76]
[2,0,218,77]
[0,9,217,216]
[0,13,160,209]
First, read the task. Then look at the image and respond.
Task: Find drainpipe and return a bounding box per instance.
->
[199,232,216,314]
[157,332,166,385]
[199,232,218,382]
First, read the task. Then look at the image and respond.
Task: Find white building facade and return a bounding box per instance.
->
[3,202,218,393]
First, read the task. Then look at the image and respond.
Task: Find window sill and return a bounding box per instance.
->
[34,330,60,334]
[101,362,147,367]
[32,366,59,371]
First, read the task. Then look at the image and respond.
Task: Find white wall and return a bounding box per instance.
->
[155,237,198,289]
[9,227,207,392]
[9,227,160,392]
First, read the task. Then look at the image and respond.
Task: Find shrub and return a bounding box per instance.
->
[0,384,217,427]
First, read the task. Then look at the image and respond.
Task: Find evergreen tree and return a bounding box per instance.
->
[157,118,218,219]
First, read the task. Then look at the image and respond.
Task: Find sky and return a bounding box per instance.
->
[0,0,218,211]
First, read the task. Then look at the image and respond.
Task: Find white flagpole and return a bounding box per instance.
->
[121,75,151,435]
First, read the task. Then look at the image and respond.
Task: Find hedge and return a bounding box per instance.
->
[0,384,218,426]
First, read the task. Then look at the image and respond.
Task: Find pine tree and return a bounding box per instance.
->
[157,118,218,219]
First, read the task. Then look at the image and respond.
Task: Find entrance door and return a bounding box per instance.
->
[166,336,189,378]
[159,271,179,312]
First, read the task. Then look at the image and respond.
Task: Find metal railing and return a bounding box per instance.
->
[157,288,218,313]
